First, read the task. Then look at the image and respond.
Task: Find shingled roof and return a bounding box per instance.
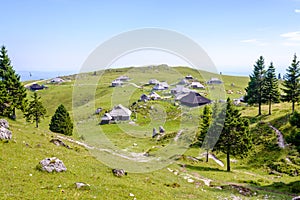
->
[180,91,211,107]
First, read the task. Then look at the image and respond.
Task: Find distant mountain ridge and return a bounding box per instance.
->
[17,71,77,81]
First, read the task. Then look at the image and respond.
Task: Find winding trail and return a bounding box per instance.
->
[267,123,285,149]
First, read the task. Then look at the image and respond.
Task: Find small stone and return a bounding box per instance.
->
[129,193,135,197]
[75,182,90,190]
[112,169,127,177]
[187,178,194,183]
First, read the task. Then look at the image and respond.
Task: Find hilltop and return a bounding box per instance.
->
[1,66,300,200]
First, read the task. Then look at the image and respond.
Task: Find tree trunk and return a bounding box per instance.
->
[258,101,262,116]
[35,114,38,128]
[292,101,295,114]
[269,99,271,115]
[226,151,230,172]
[206,149,209,162]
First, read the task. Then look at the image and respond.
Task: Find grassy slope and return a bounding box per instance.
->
[1,66,299,199]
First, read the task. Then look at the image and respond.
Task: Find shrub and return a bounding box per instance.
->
[289,111,300,128]
[49,104,73,136]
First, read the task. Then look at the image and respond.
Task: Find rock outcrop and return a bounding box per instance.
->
[38,157,67,173]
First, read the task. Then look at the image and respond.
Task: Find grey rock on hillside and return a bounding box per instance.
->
[0,119,9,129]
[38,157,67,173]
[0,119,12,140]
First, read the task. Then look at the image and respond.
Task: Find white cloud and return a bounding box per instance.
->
[240,39,267,46]
[295,9,300,13]
[241,39,257,43]
[280,31,300,41]
[281,42,300,46]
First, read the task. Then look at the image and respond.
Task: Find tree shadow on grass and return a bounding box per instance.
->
[183,164,225,172]
[262,180,300,196]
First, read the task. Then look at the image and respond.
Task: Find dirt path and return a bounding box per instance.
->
[198,153,224,167]
[56,135,152,162]
[267,123,285,148]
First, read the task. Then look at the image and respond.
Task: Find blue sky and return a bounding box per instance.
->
[1,0,300,75]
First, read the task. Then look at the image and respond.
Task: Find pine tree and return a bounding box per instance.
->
[24,92,47,128]
[282,54,300,114]
[264,62,280,115]
[199,105,212,162]
[49,104,73,136]
[202,102,226,163]
[0,46,27,119]
[214,98,251,172]
[245,56,266,115]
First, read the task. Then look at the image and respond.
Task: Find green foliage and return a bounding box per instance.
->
[214,98,251,171]
[282,54,300,113]
[0,45,27,119]
[24,92,47,128]
[289,111,300,128]
[245,56,266,115]
[49,104,73,135]
[264,62,280,115]
[268,161,300,176]
[286,129,300,153]
[198,105,212,143]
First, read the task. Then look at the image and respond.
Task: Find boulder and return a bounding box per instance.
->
[0,127,12,140]
[293,196,300,200]
[0,119,9,129]
[112,169,127,177]
[38,157,67,173]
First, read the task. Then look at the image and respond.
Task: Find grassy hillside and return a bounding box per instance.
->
[1,66,300,199]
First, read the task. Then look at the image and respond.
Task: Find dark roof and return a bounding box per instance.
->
[180,91,211,107]
[29,84,46,91]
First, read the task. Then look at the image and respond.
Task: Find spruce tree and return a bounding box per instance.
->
[49,104,73,135]
[282,54,300,114]
[214,98,251,172]
[245,56,266,115]
[0,46,27,119]
[199,105,212,162]
[264,62,280,115]
[24,92,47,128]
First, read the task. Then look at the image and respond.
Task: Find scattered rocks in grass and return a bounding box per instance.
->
[75,182,90,190]
[112,169,127,177]
[50,138,70,149]
[37,157,67,173]
[0,126,12,140]
[228,184,253,196]
[0,119,9,129]
[164,182,180,188]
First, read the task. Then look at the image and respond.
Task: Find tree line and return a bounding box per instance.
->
[0,46,73,135]
[245,54,300,115]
